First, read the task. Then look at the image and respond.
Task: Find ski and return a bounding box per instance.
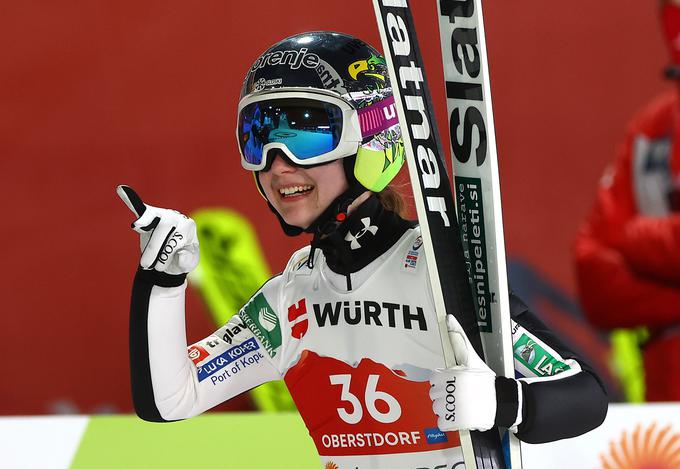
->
[372,1,510,468]
[436,1,522,467]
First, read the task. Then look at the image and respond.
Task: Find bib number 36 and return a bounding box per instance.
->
[329,374,402,424]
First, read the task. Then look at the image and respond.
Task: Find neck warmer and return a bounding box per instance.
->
[309,194,415,276]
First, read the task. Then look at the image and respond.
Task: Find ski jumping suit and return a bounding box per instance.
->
[131,195,607,468]
[575,90,680,401]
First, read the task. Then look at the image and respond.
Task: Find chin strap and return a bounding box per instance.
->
[305,183,368,269]
[304,183,366,234]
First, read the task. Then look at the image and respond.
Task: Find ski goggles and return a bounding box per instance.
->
[237,88,398,171]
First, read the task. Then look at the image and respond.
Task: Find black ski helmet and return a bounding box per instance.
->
[239,31,405,235]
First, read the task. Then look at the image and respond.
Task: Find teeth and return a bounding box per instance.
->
[279,185,313,196]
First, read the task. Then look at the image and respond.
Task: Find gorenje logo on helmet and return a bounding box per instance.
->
[250,48,321,72]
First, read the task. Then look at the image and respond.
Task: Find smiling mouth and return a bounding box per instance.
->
[279,185,314,198]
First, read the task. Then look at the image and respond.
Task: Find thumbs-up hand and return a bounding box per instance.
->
[117,185,200,275]
[429,315,498,432]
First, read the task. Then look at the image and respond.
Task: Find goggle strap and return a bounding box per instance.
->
[357,95,399,139]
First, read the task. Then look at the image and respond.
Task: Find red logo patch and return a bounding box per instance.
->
[187,345,209,365]
[288,298,309,340]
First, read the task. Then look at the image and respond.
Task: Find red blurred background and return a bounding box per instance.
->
[0,1,670,414]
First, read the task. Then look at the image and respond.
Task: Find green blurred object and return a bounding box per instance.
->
[189,208,297,412]
[71,413,319,469]
[610,328,648,402]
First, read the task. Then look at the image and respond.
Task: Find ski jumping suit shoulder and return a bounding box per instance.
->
[131,195,607,469]
[574,90,680,401]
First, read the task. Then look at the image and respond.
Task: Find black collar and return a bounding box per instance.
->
[310,194,415,276]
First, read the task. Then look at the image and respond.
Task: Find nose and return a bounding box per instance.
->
[268,151,296,174]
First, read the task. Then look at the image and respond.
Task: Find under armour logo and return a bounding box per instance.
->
[344,217,378,250]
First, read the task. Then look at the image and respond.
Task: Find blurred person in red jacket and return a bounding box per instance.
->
[574,0,680,401]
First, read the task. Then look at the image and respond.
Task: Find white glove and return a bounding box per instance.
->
[429,315,497,432]
[117,185,200,275]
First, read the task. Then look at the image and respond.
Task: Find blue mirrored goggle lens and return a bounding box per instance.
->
[238,98,344,166]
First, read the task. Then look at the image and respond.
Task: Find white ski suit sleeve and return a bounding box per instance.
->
[129,268,282,422]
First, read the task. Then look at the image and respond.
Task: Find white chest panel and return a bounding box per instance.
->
[278,230,447,378]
